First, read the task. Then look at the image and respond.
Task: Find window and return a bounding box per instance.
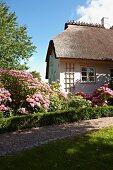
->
[64,63,74,92]
[81,67,95,83]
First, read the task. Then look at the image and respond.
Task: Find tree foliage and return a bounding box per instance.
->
[30,71,41,81]
[0,2,36,70]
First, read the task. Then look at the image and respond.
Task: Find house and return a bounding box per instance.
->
[45,20,113,94]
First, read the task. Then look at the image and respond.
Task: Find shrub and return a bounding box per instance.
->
[48,81,68,112]
[76,84,113,107]
[91,84,113,106]
[1,106,113,133]
[68,95,92,109]
[0,70,35,113]
[0,70,53,114]
[75,91,91,100]
[50,80,61,92]
[49,92,68,112]
[0,88,12,117]
[0,70,69,114]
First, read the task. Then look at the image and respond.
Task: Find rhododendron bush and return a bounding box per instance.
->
[0,70,68,116]
[91,84,113,106]
[0,88,12,111]
[76,84,113,107]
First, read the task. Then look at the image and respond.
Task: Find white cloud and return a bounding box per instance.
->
[77,0,113,28]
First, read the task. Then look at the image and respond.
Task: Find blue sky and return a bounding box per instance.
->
[2,0,113,81]
[2,0,86,80]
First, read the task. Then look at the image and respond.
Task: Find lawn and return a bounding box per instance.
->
[1,127,113,170]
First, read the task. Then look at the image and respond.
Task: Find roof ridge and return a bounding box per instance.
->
[64,20,105,30]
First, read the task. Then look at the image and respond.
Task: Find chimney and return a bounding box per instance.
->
[101,17,110,28]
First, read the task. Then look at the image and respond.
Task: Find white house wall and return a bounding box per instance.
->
[60,59,113,94]
[48,50,60,83]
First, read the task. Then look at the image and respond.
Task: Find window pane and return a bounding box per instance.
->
[89,68,94,72]
[82,67,87,72]
[89,72,94,76]
[89,76,94,81]
[82,77,87,81]
[82,72,87,76]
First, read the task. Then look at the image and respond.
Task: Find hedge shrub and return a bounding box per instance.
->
[1,106,113,133]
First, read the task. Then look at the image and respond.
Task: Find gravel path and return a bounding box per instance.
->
[0,117,113,156]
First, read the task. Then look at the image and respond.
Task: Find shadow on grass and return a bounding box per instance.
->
[1,127,113,170]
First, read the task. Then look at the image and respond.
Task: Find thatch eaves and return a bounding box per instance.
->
[46,21,113,61]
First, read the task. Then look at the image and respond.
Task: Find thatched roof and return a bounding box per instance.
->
[46,21,113,61]
[46,21,113,78]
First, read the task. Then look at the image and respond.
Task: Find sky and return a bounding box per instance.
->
[2,0,113,81]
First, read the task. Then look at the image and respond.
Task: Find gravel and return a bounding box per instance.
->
[0,117,113,156]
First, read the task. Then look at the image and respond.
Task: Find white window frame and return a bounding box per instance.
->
[81,66,96,83]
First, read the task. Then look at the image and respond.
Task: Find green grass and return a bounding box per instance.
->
[1,127,113,170]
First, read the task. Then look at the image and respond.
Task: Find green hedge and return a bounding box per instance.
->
[1,106,113,133]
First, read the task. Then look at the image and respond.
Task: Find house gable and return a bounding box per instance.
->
[45,21,113,94]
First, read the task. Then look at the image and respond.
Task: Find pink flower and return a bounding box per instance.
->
[34,97,39,102]
[30,103,35,107]
[0,104,9,111]
[19,107,26,113]
[26,98,34,103]
[93,105,98,108]
[92,97,98,102]
[42,103,48,109]
[103,84,109,88]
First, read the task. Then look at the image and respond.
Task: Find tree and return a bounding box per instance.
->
[0,2,36,70]
[30,71,41,81]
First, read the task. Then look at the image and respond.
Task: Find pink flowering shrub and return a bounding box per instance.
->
[91,84,113,106]
[76,91,91,100]
[26,81,68,112]
[0,70,54,114]
[0,88,12,117]
[76,84,113,107]
[0,88,12,111]
[0,70,68,114]
[0,70,36,113]
[26,92,50,112]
